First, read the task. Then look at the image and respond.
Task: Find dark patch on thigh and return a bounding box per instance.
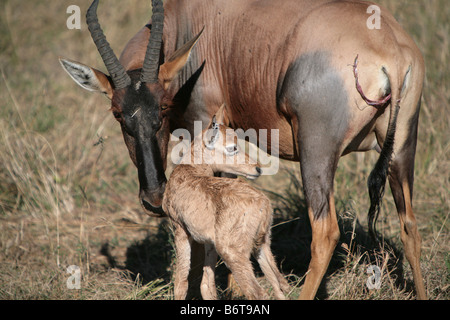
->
[279,51,349,219]
[280,51,349,145]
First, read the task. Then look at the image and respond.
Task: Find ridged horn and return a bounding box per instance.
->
[86,0,131,89]
[141,0,164,83]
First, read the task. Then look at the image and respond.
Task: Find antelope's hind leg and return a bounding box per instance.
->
[200,243,218,300]
[389,174,426,299]
[216,240,267,300]
[295,124,341,300]
[299,193,340,300]
[387,108,427,300]
[256,240,290,300]
[281,51,348,299]
[295,122,341,300]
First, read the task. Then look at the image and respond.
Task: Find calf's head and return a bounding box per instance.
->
[59,0,202,216]
[197,106,262,180]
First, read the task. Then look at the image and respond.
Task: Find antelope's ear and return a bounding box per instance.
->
[158,27,204,90]
[59,58,113,99]
[213,103,230,126]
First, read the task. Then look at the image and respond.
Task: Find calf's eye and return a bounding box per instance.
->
[226,145,238,155]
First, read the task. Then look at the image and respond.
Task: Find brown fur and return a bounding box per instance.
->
[162,109,290,300]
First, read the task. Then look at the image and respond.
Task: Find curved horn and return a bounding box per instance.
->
[86,0,131,89]
[141,0,164,83]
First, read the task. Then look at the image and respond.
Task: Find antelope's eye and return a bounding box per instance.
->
[226,145,238,155]
[161,104,169,111]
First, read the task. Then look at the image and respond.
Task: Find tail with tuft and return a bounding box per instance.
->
[367,100,400,241]
[366,65,411,241]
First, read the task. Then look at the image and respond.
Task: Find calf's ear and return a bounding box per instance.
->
[213,103,230,126]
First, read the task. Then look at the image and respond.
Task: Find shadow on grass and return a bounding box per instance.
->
[124,221,174,284]
[265,170,411,299]
[99,170,414,299]
[100,220,174,285]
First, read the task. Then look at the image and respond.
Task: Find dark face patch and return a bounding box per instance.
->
[111,70,168,216]
[121,78,162,136]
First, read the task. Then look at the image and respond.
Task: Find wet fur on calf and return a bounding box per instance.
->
[162,108,289,300]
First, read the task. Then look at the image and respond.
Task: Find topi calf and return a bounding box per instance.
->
[162,106,289,300]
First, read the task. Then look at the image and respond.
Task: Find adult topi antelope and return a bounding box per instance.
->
[60,0,426,299]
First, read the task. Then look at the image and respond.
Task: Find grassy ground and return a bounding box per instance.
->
[0,0,448,300]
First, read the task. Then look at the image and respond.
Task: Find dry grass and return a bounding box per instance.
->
[0,0,448,300]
